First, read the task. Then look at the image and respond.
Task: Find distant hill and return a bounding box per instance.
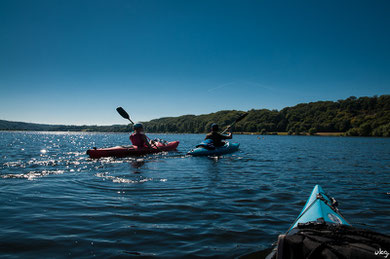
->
[142,95,389,137]
[0,120,131,132]
[1,95,389,136]
[0,120,68,131]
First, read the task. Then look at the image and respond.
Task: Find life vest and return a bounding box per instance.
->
[130,132,147,147]
[195,139,216,150]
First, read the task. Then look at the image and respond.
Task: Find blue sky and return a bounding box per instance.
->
[0,0,389,125]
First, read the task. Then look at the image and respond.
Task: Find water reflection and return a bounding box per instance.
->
[131,158,145,169]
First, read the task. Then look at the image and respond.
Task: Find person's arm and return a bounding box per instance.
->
[143,134,153,148]
[219,128,232,139]
[218,133,232,139]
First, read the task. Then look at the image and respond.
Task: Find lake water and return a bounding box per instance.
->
[1,132,389,258]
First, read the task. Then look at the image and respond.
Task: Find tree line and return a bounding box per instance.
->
[1,95,389,136]
[142,95,389,137]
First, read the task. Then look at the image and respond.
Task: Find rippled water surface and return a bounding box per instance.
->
[1,132,389,258]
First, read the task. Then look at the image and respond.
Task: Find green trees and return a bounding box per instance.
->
[141,95,389,136]
[1,95,389,136]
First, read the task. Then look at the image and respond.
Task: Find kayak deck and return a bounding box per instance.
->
[187,142,240,156]
[87,141,179,158]
[265,185,351,259]
[265,185,390,259]
[288,184,350,232]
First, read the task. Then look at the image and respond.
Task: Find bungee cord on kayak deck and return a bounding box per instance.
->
[286,190,351,234]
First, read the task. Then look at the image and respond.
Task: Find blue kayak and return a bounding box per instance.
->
[265,185,352,259]
[187,142,240,156]
[288,184,350,232]
[264,185,390,259]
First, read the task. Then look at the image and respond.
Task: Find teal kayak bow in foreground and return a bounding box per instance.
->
[287,184,350,232]
[263,185,390,259]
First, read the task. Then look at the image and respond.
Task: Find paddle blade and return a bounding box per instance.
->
[116,107,130,120]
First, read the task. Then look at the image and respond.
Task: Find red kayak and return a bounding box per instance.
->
[87,141,180,158]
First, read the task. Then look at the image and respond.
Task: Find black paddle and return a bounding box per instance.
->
[116,107,161,151]
[221,112,249,134]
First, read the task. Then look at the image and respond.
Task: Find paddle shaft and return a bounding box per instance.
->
[221,124,233,135]
[221,113,248,134]
[146,136,162,151]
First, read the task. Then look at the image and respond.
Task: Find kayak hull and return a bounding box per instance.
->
[187,142,239,156]
[288,184,350,232]
[87,141,179,158]
[265,185,390,259]
[265,185,351,259]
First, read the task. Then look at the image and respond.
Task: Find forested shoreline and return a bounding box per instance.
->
[1,95,389,136]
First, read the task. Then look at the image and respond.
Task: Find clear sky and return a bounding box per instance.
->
[0,0,389,125]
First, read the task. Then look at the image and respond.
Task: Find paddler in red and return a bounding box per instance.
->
[130,123,153,149]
